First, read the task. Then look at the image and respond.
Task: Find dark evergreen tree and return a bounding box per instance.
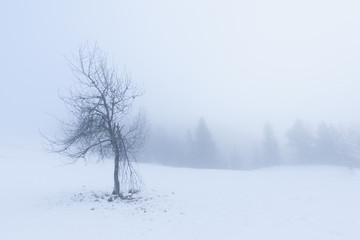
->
[262,123,280,166]
[192,118,218,168]
[286,119,314,164]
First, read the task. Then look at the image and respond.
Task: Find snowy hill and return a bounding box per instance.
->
[1,147,360,240]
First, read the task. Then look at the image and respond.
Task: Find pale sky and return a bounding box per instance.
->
[1,0,360,148]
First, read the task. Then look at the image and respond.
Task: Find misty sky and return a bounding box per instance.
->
[1,0,360,148]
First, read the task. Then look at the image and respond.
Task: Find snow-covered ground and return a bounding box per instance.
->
[1,145,360,240]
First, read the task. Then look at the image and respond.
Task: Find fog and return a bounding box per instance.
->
[1,0,360,167]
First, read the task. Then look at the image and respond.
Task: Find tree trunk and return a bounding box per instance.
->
[112,154,120,195]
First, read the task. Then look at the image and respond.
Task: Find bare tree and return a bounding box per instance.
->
[47,44,146,197]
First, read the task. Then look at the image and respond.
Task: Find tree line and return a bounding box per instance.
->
[143,118,360,170]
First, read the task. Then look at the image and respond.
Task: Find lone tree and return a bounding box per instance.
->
[48,45,146,197]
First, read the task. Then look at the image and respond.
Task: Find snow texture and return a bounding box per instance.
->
[1,146,360,240]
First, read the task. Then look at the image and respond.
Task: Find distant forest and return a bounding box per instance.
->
[142,118,360,170]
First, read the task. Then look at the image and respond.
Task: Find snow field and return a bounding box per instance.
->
[1,146,360,240]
